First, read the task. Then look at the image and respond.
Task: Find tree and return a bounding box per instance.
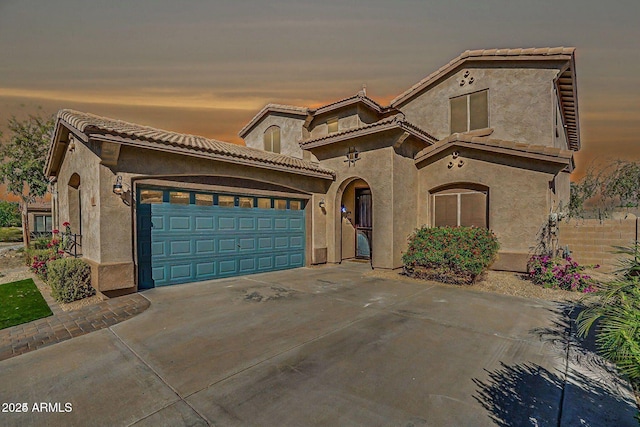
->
[569,160,640,218]
[0,113,55,246]
[0,200,21,227]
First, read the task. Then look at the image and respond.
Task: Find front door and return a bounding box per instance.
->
[355,188,372,259]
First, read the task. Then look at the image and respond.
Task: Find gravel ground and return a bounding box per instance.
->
[365,267,606,302]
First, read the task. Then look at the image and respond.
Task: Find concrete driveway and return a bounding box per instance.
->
[0,262,636,426]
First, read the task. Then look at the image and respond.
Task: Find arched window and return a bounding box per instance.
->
[263,126,281,153]
[432,184,488,228]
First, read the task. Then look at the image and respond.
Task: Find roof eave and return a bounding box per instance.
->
[300,120,435,150]
[390,51,575,108]
[91,134,335,180]
[238,105,308,138]
[415,139,573,166]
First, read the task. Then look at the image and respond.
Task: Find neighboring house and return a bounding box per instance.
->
[26,200,52,238]
[45,47,579,293]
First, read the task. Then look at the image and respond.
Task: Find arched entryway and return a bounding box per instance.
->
[67,173,81,235]
[335,177,373,261]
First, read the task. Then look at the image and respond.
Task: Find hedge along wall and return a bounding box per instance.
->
[558,217,639,272]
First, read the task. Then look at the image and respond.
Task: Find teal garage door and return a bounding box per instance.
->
[137,189,305,288]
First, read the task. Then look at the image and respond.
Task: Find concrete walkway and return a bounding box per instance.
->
[0,262,636,426]
[0,274,149,360]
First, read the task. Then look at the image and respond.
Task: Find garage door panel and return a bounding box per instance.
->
[257,256,273,270]
[238,217,256,230]
[289,218,303,230]
[170,264,192,280]
[257,218,272,230]
[151,215,164,231]
[238,238,255,251]
[195,239,215,254]
[219,259,238,275]
[274,254,289,267]
[152,266,165,281]
[195,216,215,231]
[170,240,191,255]
[138,191,305,288]
[290,236,303,248]
[274,236,289,249]
[218,216,236,230]
[218,238,236,253]
[290,253,304,266]
[239,258,256,273]
[274,218,288,229]
[169,216,190,231]
[196,262,215,276]
[258,237,273,250]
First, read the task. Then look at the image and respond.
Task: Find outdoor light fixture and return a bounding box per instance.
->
[113,175,123,195]
[319,198,326,208]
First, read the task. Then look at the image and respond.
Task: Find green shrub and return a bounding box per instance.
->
[402,226,500,284]
[0,226,23,242]
[577,243,640,414]
[47,258,95,303]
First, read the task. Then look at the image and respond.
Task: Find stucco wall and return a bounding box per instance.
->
[243,114,305,159]
[313,133,423,270]
[399,64,560,147]
[309,106,377,140]
[54,135,101,264]
[417,147,563,270]
[392,148,419,268]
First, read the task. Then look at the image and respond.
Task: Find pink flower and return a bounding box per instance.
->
[52,229,59,234]
[62,222,70,227]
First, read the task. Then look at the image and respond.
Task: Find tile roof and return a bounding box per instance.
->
[414,132,573,165]
[238,103,309,138]
[52,109,334,179]
[311,91,387,115]
[299,113,437,149]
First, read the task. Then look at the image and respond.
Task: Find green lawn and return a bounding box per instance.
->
[0,227,23,242]
[0,279,52,329]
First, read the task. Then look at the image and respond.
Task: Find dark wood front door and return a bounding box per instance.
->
[355,188,372,259]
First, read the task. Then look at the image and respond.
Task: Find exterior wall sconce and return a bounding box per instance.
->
[68,140,76,152]
[113,175,132,205]
[113,175,124,195]
[319,198,326,209]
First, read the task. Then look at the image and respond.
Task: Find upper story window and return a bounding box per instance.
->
[327,117,339,133]
[263,126,281,153]
[450,90,489,134]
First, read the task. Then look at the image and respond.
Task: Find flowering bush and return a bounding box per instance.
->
[25,247,63,280]
[527,255,598,292]
[25,230,66,279]
[402,226,500,284]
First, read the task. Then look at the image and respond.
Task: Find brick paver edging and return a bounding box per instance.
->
[0,275,149,361]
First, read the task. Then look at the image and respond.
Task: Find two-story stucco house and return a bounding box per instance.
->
[45,47,579,293]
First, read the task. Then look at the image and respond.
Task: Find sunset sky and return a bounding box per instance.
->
[1,0,638,194]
